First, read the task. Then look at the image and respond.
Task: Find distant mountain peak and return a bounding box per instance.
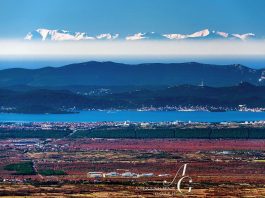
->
[189,29,210,37]
[25,28,256,41]
[96,33,119,40]
[24,28,119,41]
[232,33,255,40]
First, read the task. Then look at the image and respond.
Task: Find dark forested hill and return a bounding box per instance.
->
[0,61,264,87]
[0,82,265,113]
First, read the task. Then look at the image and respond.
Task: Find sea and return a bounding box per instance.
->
[0,110,264,123]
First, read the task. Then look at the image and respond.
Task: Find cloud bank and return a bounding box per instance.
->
[0,40,265,57]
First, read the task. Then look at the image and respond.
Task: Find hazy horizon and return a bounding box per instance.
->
[0,55,265,69]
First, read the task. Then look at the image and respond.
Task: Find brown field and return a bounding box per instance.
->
[0,139,265,197]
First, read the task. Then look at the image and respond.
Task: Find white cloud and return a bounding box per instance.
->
[0,40,265,57]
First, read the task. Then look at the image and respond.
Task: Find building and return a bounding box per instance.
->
[87,172,105,178]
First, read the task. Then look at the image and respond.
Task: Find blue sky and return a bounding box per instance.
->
[1,0,265,38]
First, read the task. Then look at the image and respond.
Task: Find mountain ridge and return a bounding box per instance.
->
[0,61,264,87]
[25,28,256,41]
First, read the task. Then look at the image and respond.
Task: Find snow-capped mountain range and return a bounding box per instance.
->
[24,28,255,41]
[24,29,119,41]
